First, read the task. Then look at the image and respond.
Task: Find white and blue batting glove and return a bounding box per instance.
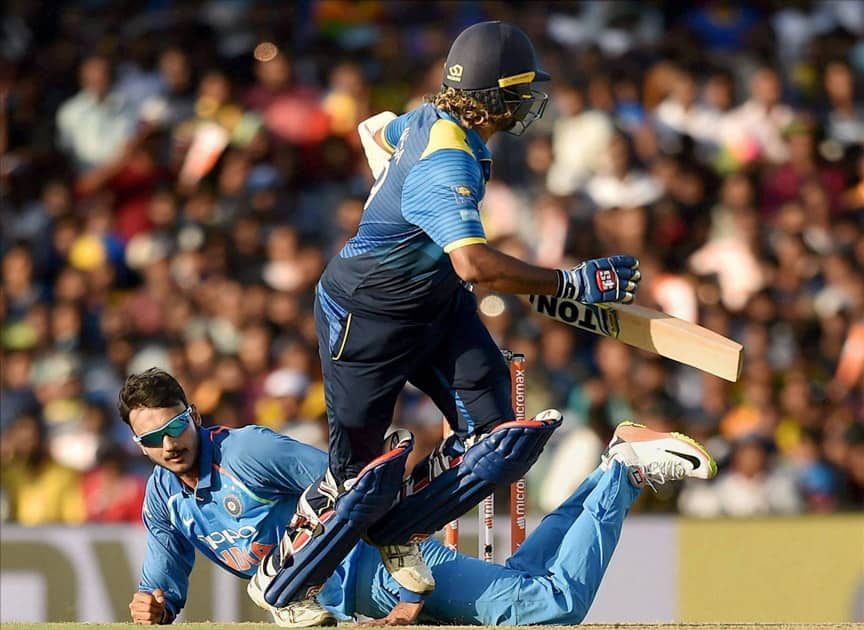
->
[556,255,641,304]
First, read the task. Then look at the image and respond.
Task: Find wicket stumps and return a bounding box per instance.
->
[443,350,527,560]
[507,351,527,554]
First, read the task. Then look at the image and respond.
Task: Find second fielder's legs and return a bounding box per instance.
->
[345,461,638,625]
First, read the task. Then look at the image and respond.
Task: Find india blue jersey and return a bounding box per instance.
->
[320,103,491,319]
[138,425,328,618]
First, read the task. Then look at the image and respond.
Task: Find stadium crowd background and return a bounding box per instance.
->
[1,0,863,527]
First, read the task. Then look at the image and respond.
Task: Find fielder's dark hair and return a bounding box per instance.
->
[118,368,188,425]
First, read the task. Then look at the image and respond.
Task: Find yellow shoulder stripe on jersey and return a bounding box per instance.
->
[420,119,474,160]
[498,71,535,87]
[379,122,395,152]
[443,236,486,253]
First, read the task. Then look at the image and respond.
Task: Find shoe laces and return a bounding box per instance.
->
[383,543,422,566]
[290,600,319,612]
[277,599,322,623]
[641,460,686,492]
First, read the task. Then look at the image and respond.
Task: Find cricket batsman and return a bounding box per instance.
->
[254,20,643,621]
[122,369,716,626]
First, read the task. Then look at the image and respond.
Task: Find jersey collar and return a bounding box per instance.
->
[191,426,216,497]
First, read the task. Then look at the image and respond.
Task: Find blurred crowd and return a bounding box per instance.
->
[2,0,863,526]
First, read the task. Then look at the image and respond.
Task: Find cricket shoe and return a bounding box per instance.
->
[247,564,336,627]
[601,421,717,490]
[377,541,436,594]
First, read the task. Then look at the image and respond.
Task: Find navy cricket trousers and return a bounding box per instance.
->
[314,284,514,483]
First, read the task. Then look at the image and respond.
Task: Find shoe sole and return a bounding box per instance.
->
[249,575,337,627]
[615,421,718,479]
[272,611,338,628]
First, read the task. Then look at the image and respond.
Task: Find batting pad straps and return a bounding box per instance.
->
[366,411,562,546]
[263,431,413,608]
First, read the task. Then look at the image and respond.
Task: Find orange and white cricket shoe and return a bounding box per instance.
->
[600,421,717,490]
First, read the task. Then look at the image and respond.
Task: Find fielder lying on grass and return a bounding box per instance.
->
[121,368,716,627]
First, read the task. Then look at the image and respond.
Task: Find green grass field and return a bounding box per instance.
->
[1,624,861,630]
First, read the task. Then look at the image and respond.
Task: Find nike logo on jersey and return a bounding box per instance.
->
[664,449,701,470]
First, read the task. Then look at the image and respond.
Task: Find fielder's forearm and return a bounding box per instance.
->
[449,243,559,295]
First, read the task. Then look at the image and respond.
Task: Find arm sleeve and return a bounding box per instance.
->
[139,478,196,620]
[401,150,486,252]
[382,112,413,151]
[227,426,329,498]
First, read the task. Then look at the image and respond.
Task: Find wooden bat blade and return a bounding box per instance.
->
[613,303,743,382]
[527,295,743,382]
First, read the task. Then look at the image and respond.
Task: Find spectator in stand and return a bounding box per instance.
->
[680,434,801,517]
[585,131,663,211]
[82,446,146,523]
[760,118,846,216]
[56,55,138,172]
[1,413,85,525]
[655,66,726,148]
[245,50,328,145]
[822,60,864,150]
[546,83,613,197]
[0,1,861,525]
[724,66,795,165]
[0,352,39,431]
[322,62,371,144]
[139,47,196,129]
[3,245,41,320]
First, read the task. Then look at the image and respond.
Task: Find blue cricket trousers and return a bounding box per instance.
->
[314,283,513,483]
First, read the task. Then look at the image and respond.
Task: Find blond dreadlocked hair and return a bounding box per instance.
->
[426,86,514,131]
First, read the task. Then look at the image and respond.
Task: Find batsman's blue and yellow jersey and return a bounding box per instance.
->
[138,425,327,618]
[320,103,492,319]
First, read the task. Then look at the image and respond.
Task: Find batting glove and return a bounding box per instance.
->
[358,111,397,179]
[556,255,641,304]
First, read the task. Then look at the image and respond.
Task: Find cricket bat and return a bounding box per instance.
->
[527,295,743,382]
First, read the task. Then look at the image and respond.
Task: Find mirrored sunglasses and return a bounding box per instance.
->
[134,407,192,447]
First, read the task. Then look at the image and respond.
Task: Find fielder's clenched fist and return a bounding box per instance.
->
[129,588,168,624]
[556,255,641,304]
